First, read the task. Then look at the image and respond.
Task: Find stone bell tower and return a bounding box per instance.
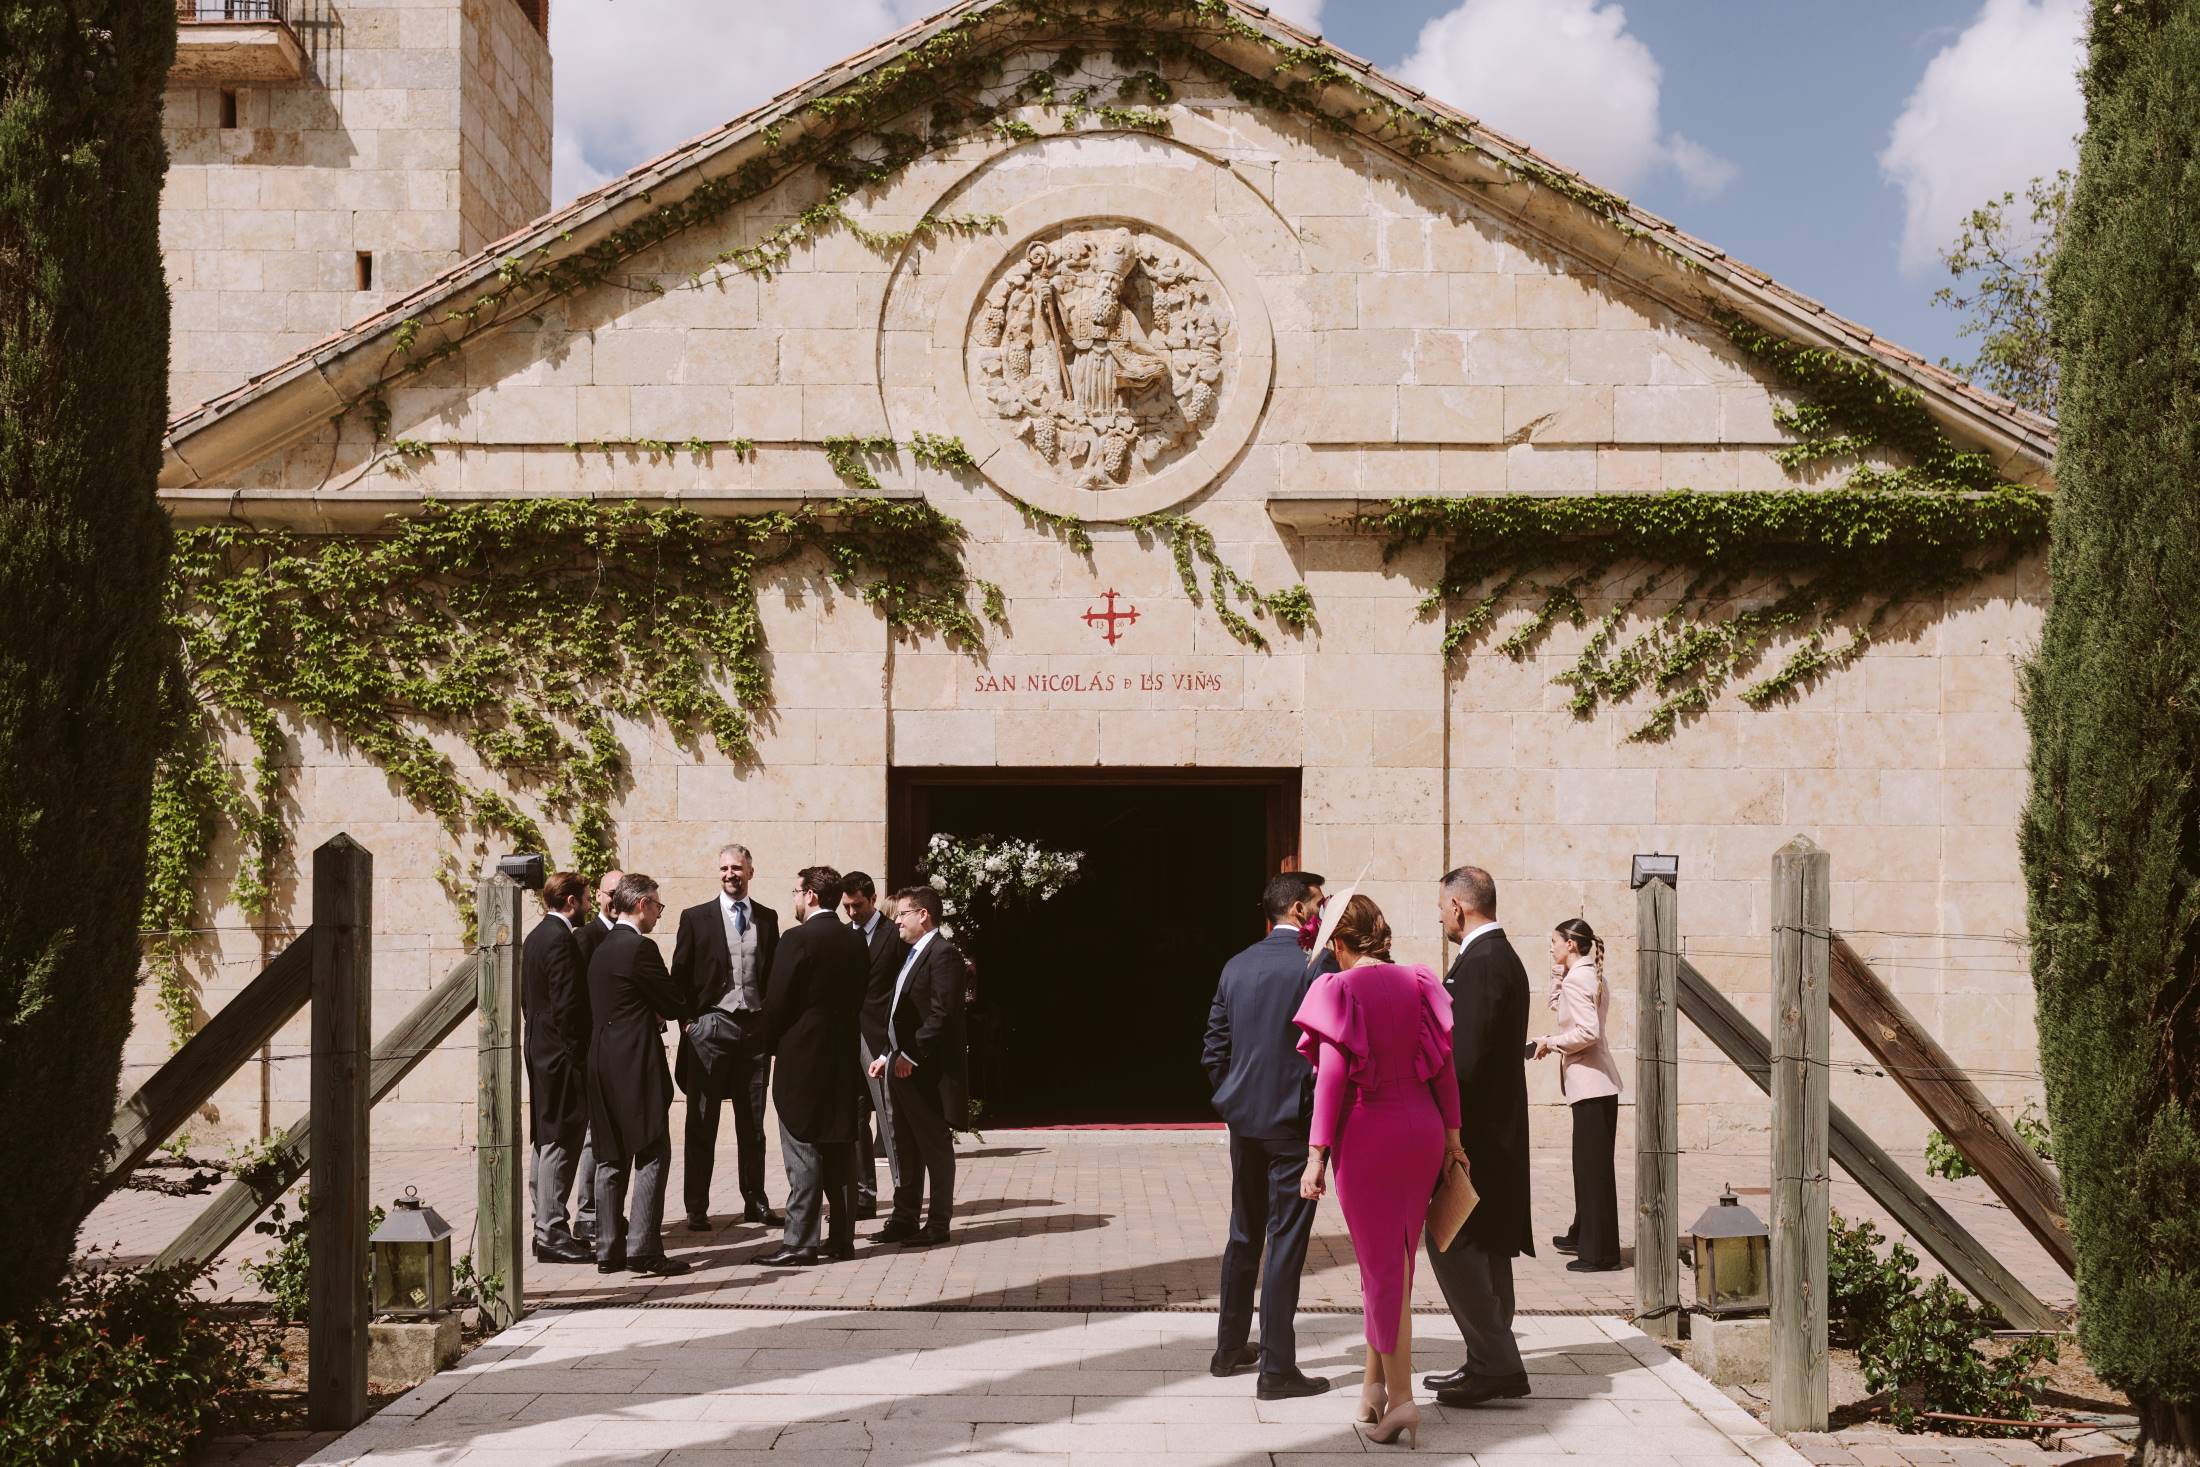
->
[160,0,554,412]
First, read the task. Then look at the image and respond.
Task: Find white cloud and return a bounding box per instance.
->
[1664,133,1738,201]
[1394,0,1735,201]
[1880,0,2084,273]
[548,0,944,204]
[1264,0,1326,33]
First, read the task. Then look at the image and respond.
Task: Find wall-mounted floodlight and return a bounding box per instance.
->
[496,852,546,890]
[1630,853,1679,890]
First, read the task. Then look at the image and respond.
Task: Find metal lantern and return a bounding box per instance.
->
[369,1186,454,1320]
[1687,1185,1771,1317]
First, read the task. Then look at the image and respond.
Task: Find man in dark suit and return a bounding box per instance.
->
[875,884,968,1247]
[576,867,622,967]
[842,872,907,1221]
[1425,864,1534,1406]
[669,843,780,1230]
[584,872,693,1276]
[757,865,869,1266]
[522,871,594,1264]
[1200,871,1333,1401]
[566,866,621,1243]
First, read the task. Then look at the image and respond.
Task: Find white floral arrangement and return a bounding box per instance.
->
[920,831,1083,948]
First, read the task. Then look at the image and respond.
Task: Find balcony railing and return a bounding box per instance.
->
[177,0,285,21]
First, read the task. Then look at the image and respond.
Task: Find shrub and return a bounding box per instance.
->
[1827,1212,2057,1435]
[1924,1104,2054,1183]
[1827,1211,1919,1340]
[241,1191,385,1325]
[0,1259,263,1464]
[1859,1277,2059,1435]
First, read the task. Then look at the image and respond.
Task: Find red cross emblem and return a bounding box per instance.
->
[1082,588,1139,646]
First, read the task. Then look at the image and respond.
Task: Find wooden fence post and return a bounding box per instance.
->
[1771,836,1832,1433]
[475,873,525,1330]
[307,834,371,1432]
[1635,875,1681,1340]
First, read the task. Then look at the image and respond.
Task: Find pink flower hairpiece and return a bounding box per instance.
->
[1296,896,1326,952]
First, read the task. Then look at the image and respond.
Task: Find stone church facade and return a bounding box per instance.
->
[145,1,2056,1156]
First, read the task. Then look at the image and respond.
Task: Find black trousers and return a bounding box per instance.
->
[1566,1093,1620,1265]
[887,1069,956,1234]
[683,1030,771,1218]
[1217,1130,1315,1377]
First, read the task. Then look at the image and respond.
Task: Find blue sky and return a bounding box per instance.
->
[548,0,2085,380]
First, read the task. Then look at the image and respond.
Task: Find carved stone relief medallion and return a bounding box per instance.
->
[928,187,1274,521]
[970,225,1230,489]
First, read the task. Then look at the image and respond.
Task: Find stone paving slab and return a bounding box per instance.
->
[275,1307,1810,1467]
[90,1131,2071,1318]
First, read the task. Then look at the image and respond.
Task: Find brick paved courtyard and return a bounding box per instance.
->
[238,1306,1819,1467]
[85,1130,2072,1317]
[95,1129,2095,1467]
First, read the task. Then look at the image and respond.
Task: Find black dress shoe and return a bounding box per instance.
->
[575,1222,598,1244]
[1552,1234,1578,1255]
[855,1199,878,1220]
[875,1220,921,1244]
[1256,1369,1332,1400]
[899,1230,948,1249]
[595,1254,627,1274]
[1566,1257,1624,1272]
[683,1215,714,1233]
[533,1239,592,1265]
[821,1241,856,1261]
[1209,1343,1261,1377]
[1421,1362,1476,1391]
[626,1255,690,1277]
[756,1246,819,1267]
[1436,1371,1532,1408]
[742,1203,783,1225]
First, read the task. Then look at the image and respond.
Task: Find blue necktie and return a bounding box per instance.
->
[735,901,748,935]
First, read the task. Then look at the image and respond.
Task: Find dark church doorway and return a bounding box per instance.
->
[887,768,1301,1126]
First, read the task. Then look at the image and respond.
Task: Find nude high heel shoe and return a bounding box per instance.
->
[1355,1381,1388,1424]
[1366,1400,1420,1448]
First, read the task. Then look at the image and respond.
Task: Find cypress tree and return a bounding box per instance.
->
[0,1,176,1320]
[2023,1,2200,1459]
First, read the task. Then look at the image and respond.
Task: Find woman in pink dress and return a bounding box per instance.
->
[1295,896,1464,1449]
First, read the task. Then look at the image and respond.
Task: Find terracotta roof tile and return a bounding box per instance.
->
[165,0,2054,459]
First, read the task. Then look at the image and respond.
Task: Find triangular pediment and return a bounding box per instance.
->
[160,0,2053,500]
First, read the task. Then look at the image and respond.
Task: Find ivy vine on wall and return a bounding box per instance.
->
[1369,312,2051,742]
[141,494,1001,1042]
[139,4,2050,1046]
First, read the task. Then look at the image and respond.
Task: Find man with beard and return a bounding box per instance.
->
[669,844,780,1229]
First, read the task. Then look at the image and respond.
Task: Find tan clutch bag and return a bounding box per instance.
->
[1429,1156,1479,1251]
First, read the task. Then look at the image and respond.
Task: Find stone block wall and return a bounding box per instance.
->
[145,54,2047,1161]
[161,0,551,413]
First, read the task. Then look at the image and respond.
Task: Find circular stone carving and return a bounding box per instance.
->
[970,226,1229,489]
[927,186,1274,521]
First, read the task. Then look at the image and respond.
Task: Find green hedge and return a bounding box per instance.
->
[0,1261,263,1463]
[2022,0,2200,1452]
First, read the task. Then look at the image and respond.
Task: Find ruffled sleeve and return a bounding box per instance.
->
[1405,965,1454,1080]
[1293,971,1366,1081]
[1294,972,1362,1150]
[1412,965,1462,1128]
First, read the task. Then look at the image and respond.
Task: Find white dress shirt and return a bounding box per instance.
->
[888,928,938,1062]
[1459,919,1502,957]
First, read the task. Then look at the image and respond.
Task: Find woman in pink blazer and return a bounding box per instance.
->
[1534,917,1623,1272]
